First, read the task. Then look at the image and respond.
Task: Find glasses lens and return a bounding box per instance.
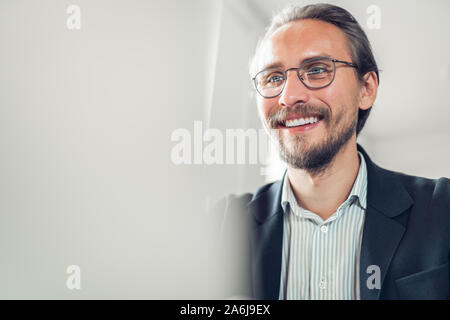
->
[254,68,285,98]
[299,59,335,88]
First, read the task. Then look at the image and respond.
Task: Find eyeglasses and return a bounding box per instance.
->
[252,57,358,98]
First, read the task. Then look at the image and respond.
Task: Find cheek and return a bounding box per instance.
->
[321,84,357,118]
[328,74,361,108]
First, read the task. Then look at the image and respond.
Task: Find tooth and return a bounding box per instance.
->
[286,117,322,127]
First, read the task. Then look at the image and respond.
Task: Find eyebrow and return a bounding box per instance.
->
[260,54,333,71]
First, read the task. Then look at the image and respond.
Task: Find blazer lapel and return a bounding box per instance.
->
[248,175,285,299]
[357,144,413,300]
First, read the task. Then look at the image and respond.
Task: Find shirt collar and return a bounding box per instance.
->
[281,150,368,214]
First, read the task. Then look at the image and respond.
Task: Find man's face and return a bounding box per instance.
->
[255,19,363,175]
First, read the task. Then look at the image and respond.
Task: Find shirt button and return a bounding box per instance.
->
[319,280,327,289]
[320,225,328,233]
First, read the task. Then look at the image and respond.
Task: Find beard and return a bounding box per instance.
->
[267,103,358,177]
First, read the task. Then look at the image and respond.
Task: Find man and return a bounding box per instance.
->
[214,4,449,300]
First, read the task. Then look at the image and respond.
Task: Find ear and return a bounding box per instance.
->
[359,71,378,111]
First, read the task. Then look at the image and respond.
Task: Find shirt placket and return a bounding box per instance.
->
[308,212,334,300]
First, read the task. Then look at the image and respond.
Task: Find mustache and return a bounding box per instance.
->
[268,103,329,128]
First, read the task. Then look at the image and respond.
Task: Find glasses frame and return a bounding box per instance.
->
[252,57,358,98]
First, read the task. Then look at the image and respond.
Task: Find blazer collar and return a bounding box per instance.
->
[248,144,414,221]
[249,171,286,224]
[357,144,413,218]
[357,144,413,300]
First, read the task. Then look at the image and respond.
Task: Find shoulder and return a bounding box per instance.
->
[210,193,252,221]
[210,181,279,228]
[392,169,450,203]
[380,168,450,225]
[212,181,279,214]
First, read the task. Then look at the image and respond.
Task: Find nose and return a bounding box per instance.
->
[278,69,311,107]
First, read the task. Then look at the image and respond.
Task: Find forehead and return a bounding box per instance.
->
[257,19,352,71]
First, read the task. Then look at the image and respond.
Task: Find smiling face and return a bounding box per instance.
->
[255,19,368,174]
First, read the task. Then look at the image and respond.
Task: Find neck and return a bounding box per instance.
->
[286,139,360,221]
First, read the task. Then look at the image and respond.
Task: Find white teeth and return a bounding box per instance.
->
[285,117,319,128]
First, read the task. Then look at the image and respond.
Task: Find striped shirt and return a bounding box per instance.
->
[279,151,367,300]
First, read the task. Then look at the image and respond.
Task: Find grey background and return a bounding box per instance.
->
[0,0,448,298]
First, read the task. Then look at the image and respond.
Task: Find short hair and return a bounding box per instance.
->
[251,4,379,136]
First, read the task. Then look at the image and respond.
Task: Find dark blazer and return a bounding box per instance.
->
[214,144,450,300]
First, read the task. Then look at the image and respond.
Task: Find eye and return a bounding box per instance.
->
[307,67,327,75]
[262,72,285,87]
[268,74,284,83]
[302,62,333,80]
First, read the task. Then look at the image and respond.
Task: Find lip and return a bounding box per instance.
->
[279,118,322,133]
